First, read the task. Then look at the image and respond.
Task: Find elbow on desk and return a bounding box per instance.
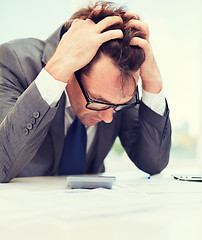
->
[0,174,9,183]
[146,167,165,176]
[135,144,171,176]
[140,165,167,176]
[0,166,12,183]
[0,175,13,183]
[0,179,10,183]
[135,157,169,176]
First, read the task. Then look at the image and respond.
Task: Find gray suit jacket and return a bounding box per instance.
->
[0,25,171,183]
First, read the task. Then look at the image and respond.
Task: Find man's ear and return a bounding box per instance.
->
[132,69,140,86]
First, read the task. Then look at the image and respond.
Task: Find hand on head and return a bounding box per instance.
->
[45,15,123,83]
[45,1,162,94]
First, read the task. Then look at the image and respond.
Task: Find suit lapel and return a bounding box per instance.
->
[39,24,66,174]
[42,24,64,66]
[50,93,66,174]
[91,119,118,172]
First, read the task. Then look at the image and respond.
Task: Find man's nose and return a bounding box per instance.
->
[97,108,114,123]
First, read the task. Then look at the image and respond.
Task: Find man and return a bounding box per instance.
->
[0,1,171,183]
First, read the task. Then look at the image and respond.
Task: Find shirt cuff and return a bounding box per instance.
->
[35,68,67,106]
[141,88,166,116]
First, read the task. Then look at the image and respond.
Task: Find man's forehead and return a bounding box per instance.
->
[81,53,138,98]
[82,73,136,105]
[87,69,136,93]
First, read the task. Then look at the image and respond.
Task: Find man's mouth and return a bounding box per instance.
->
[89,117,101,124]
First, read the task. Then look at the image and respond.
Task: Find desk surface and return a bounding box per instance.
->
[1,172,202,240]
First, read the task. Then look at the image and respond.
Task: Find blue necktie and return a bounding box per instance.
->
[59,117,87,175]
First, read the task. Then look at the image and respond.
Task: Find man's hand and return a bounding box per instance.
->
[45,16,123,83]
[126,17,163,93]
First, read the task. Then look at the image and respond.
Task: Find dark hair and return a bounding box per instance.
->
[63,1,145,86]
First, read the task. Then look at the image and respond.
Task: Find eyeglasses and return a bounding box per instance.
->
[75,71,140,112]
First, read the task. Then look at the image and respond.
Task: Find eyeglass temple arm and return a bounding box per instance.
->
[75,71,90,102]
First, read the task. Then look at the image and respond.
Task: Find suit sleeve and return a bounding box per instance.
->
[0,43,59,182]
[119,101,171,175]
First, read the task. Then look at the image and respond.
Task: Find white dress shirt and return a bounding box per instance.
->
[35,68,166,154]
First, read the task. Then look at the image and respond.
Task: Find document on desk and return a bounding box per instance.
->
[1,176,202,223]
[0,179,162,224]
[1,175,202,240]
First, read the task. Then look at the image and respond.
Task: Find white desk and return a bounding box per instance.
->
[0,172,202,240]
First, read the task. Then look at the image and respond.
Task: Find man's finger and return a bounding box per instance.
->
[100,29,123,43]
[130,37,149,51]
[123,11,140,20]
[126,20,149,40]
[71,18,82,25]
[126,19,148,32]
[96,16,123,33]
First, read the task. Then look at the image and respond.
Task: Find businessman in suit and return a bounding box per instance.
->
[0,1,171,183]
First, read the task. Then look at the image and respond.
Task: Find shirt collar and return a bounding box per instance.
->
[64,90,76,120]
[65,90,71,109]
